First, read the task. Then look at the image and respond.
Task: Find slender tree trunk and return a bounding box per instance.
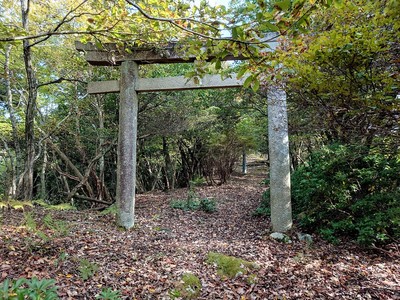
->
[74,101,87,163]
[4,45,20,197]
[40,142,47,199]
[0,138,15,200]
[162,137,174,190]
[95,95,105,200]
[20,0,38,200]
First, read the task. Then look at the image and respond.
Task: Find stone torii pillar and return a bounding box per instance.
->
[268,88,292,232]
[117,61,139,228]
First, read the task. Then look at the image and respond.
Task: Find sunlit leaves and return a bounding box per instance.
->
[275,0,292,11]
[280,0,399,150]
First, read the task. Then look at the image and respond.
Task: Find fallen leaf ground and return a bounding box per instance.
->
[1,165,399,299]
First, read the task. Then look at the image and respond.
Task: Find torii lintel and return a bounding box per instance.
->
[75,38,277,66]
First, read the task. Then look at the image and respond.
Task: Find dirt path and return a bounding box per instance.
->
[1,167,399,299]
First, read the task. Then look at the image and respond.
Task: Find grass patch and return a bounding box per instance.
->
[33,200,76,210]
[206,252,258,279]
[99,204,118,216]
[170,273,202,299]
[0,199,33,210]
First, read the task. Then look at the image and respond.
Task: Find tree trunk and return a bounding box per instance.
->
[94,95,105,200]
[162,137,175,190]
[0,138,15,200]
[4,45,20,198]
[20,0,38,200]
[41,135,95,197]
[40,142,47,199]
[267,88,292,233]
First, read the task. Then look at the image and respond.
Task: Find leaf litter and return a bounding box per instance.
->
[1,168,399,299]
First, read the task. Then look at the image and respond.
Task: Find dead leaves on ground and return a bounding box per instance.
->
[1,173,399,299]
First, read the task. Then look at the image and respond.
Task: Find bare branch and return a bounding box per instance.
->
[0,27,117,43]
[37,77,87,88]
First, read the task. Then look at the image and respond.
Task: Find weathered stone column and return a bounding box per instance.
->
[116,61,139,229]
[267,88,292,232]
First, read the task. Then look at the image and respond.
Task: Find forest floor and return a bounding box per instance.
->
[1,162,399,299]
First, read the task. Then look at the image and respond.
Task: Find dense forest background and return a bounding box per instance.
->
[0,0,399,245]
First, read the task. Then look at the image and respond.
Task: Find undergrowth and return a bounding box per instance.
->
[0,277,58,300]
[170,178,216,213]
[78,258,99,281]
[23,212,70,253]
[95,287,122,300]
[258,143,400,246]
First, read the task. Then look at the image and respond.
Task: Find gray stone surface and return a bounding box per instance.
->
[116,61,139,229]
[270,232,292,243]
[268,88,292,233]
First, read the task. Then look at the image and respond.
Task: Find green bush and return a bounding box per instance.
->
[253,189,270,216]
[0,277,59,299]
[170,198,199,211]
[198,198,216,213]
[290,143,400,245]
[99,204,118,217]
[170,179,217,213]
[33,200,76,211]
[170,197,217,213]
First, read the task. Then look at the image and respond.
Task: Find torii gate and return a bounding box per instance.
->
[76,41,292,233]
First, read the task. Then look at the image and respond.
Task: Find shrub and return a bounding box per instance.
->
[0,200,33,210]
[33,200,76,210]
[170,183,217,213]
[253,189,270,216]
[0,277,59,299]
[170,197,217,213]
[290,143,400,245]
[78,259,98,281]
[43,214,69,237]
[170,198,199,211]
[198,198,217,213]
